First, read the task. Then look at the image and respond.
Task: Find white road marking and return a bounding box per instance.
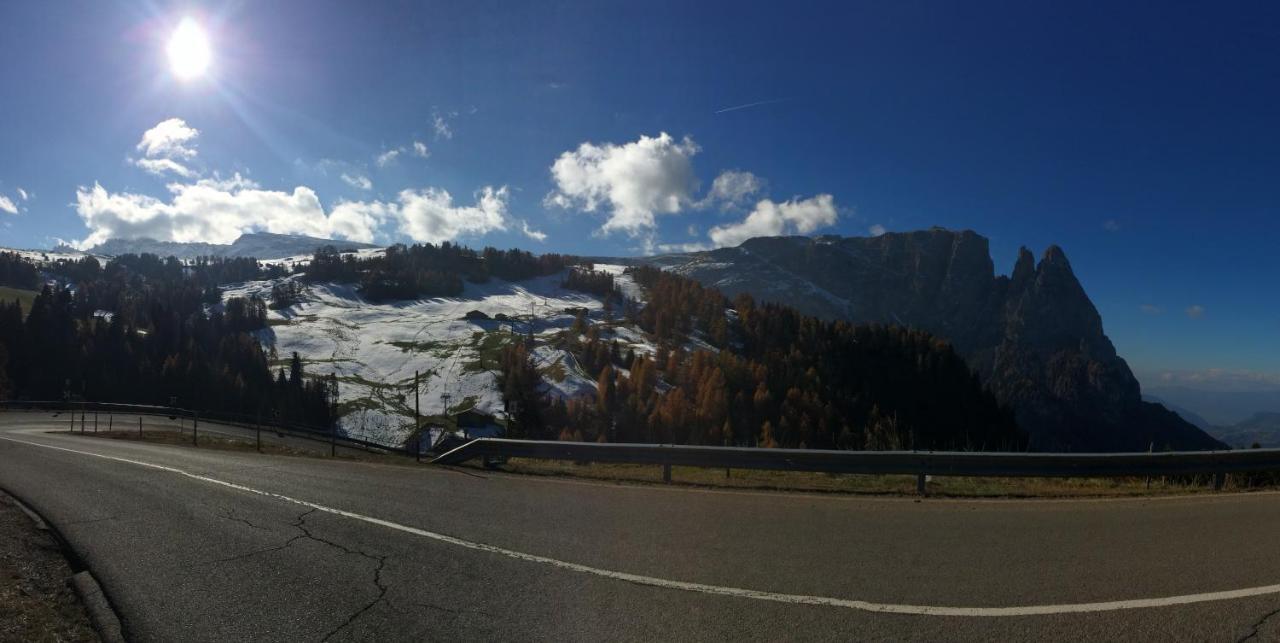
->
[3,432,1279,617]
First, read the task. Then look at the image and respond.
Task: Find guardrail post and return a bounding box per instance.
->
[1214,471,1226,491]
[331,423,336,457]
[916,473,927,496]
[192,412,198,447]
[108,414,112,431]
[257,423,262,453]
[70,413,74,432]
[80,412,85,433]
[93,412,98,433]
[138,416,142,438]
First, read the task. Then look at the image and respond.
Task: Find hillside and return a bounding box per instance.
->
[222,272,615,445]
[641,229,1224,452]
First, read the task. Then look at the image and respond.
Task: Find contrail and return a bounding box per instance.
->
[714,97,793,114]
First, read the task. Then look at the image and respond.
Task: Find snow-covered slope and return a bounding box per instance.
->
[224,266,654,446]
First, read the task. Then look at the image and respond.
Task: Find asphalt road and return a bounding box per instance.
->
[2,410,1280,642]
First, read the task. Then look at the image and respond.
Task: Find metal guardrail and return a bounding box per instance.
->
[433,438,1280,492]
[0,400,407,456]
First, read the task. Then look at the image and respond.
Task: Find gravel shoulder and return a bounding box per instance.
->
[0,489,100,643]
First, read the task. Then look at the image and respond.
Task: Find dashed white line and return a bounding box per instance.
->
[3,432,1279,617]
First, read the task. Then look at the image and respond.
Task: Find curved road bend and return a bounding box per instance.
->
[1,411,1279,641]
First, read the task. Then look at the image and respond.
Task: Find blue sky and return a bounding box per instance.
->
[1,1,1278,390]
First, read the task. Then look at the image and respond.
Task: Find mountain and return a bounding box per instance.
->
[1142,386,1280,426]
[1208,412,1280,449]
[642,228,1224,452]
[88,232,377,260]
[1142,394,1213,430]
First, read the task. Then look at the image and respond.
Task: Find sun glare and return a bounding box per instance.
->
[167,18,211,80]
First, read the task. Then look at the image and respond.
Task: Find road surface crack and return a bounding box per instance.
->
[288,510,389,642]
[1239,604,1280,642]
[219,507,269,531]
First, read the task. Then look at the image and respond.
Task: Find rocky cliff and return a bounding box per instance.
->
[648,228,1224,451]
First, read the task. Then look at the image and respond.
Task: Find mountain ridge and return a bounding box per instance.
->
[639,229,1224,452]
[85,232,377,260]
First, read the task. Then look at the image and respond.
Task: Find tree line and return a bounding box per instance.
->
[304,243,577,301]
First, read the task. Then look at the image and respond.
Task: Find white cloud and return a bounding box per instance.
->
[520,219,547,242]
[1148,368,1280,392]
[341,173,373,190]
[700,170,763,210]
[376,148,402,167]
[135,157,198,179]
[0,195,16,215]
[328,200,394,244]
[412,141,430,158]
[432,111,454,140]
[396,186,509,243]
[133,118,200,177]
[16,188,28,201]
[136,118,199,159]
[546,132,700,236]
[1186,304,1205,319]
[1140,304,1163,315]
[708,194,838,248]
[73,174,374,249]
[655,241,711,254]
[1103,219,1121,232]
[869,224,887,237]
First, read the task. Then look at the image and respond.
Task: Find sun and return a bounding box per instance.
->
[167,18,212,80]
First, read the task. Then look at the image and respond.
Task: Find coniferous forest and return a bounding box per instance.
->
[0,253,333,428]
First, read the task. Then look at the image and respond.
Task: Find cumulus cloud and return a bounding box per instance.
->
[73,174,371,249]
[16,188,28,201]
[1185,304,1205,319]
[328,200,394,244]
[1140,304,1163,315]
[341,173,373,190]
[133,118,200,177]
[396,186,508,243]
[708,194,838,248]
[868,224,887,237]
[0,195,16,215]
[520,220,547,242]
[376,148,402,167]
[700,170,763,210]
[136,118,199,159]
[412,141,430,158]
[546,132,700,236]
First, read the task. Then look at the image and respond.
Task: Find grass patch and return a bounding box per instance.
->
[461,329,518,374]
[488,458,1244,498]
[0,286,39,318]
[0,491,99,643]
